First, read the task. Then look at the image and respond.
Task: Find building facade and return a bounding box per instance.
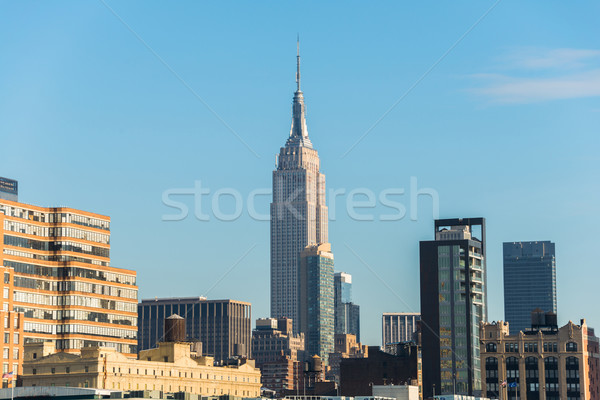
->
[335,272,360,342]
[480,316,600,400]
[298,243,334,364]
[261,355,302,396]
[252,317,305,368]
[0,265,24,386]
[382,313,420,346]
[327,333,368,384]
[0,178,18,202]
[138,297,251,362]
[21,341,261,397]
[270,45,328,330]
[503,241,557,334]
[419,218,486,398]
[340,344,420,396]
[0,198,138,357]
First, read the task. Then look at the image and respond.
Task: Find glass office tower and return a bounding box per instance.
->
[298,243,334,364]
[420,218,486,398]
[334,272,360,341]
[503,241,557,333]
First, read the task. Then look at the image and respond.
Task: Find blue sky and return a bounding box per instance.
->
[1,1,599,346]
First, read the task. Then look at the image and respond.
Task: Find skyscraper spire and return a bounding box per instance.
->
[296,35,301,92]
[287,37,312,148]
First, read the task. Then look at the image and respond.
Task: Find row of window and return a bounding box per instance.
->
[485,341,570,353]
[14,291,137,312]
[56,324,136,339]
[3,249,108,267]
[3,316,19,330]
[13,276,137,299]
[0,206,110,231]
[14,306,136,326]
[2,347,18,360]
[4,260,134,285]
[22,321,136,339]
[4,236,109,258]
[2,332,19,345]
[1,362,18,375]
[53,338,136,354]
[485,356,579,394]
[3,221,111,244]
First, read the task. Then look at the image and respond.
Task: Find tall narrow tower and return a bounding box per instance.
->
[270,42,328,331]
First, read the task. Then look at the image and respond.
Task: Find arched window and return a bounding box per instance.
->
[545,357,559,400]
[485,357,499,398]
[525,357,539,400]
[566,357,580,400]
[486,342,497,352]
[566,342,578,352]
[506,357,520,398]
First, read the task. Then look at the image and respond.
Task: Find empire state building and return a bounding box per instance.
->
[270,45,329,330]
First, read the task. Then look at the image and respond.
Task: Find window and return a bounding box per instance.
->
[525,357,539,400]
[13,333,18,345]
[51,368,55,374]
[485,357,499,398]
[505,342,518,352]
[85,366,89,373]
[486,342,497,352]
[545,357,559,400]
[32,369,36,375]
[12,348,18,360]
[3,333,8,344]
[2,348,8,359]
[506,356,520,395]
[566,357,580,399]
[566,342,578,352]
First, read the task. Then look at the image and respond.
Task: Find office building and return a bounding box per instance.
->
[0,198,138,357]
[0,178,17,202]
[503,241,557,334]
[480,311,599,400]
[382,313,420,346]
[21,340,261,396]
[138,297,251,362]
[252,317,304,368]
[419,218,487,398]
[271,44,328,331]
[298,243,334,364]
[340,344,420,396]
[335,272,360,341]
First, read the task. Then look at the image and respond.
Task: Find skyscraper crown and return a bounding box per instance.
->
[286,39,313,148]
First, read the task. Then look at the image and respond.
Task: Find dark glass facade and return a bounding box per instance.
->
[503,241,557,334]
[137,298,251,362]
[420,218,487,398]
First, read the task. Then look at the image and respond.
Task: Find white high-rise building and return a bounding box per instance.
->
[270,43,328,331]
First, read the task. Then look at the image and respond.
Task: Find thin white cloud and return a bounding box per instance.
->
[506,48,600,70]
[471,48,600,103]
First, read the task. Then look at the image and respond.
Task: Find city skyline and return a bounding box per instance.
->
[1,1,599,347]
